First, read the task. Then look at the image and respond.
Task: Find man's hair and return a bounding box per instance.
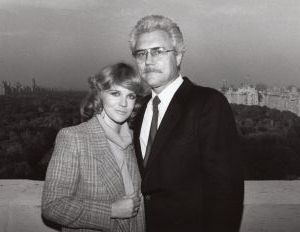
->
[80,62,143,122]
[129,15,186,55]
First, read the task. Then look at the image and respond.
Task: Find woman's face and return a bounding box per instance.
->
[100,84,136,127]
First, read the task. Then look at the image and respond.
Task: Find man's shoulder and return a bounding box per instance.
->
[190,84,222,96]
[183,78,227,104]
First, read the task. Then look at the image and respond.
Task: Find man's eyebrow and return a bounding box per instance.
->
[135,47,162,51]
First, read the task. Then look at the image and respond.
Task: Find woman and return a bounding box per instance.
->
[42,63,145,232]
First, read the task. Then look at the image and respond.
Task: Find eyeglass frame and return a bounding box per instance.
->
[132,47,176,61]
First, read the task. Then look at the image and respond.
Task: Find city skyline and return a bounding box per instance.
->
[223,81,300,117]
[1,76,300,94]
[1,0,300,90]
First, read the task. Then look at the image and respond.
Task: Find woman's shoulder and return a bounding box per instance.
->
[58,117,102,138]
[57,121,90,138]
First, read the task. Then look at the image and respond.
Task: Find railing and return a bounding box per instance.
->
[0,180,300,232]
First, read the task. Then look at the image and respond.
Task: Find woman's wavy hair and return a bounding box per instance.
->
[80,63,144,123]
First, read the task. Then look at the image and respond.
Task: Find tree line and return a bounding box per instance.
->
[0,92,300,180]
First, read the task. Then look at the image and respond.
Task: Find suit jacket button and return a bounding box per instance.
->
[145,195,151,201]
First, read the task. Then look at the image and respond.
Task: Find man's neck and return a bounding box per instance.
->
[153,75,180,95]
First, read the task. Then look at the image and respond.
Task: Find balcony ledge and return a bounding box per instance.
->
[0,180,300,232]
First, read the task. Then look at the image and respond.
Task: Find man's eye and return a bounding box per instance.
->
[152,49,164,56]
[136,51,146,57]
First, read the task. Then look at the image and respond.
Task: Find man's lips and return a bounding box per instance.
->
[143,68,162,73]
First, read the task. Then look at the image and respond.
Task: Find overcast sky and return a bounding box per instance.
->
[1,0,299,90]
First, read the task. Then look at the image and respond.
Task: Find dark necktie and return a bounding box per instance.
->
[143,96,161,167]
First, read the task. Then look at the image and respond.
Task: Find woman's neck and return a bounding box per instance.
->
[101,112,121,133]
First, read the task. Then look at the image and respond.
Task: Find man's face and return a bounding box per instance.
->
[133,30,182,94]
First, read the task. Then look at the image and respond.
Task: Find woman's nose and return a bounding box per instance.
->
[119,97,127,107]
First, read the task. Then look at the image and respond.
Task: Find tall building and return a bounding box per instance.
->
[225,85,259,106]
[223,84,300,117]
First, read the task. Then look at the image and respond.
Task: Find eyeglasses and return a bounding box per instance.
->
[132,47,175,61]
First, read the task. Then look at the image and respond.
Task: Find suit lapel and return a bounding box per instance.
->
[144,78,194,173]
[133,95,151,176]
[86,117,125,198]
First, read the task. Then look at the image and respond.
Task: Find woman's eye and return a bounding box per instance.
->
[128,94,137,100]
[110,91,120,96]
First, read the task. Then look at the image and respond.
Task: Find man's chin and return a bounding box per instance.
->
[142,72,161,80]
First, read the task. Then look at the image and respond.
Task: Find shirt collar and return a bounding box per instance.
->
[96,113,132,150]
[151,74,183,107]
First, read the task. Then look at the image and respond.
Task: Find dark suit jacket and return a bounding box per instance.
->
[133,77,244,232]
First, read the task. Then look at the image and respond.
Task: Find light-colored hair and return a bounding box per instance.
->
[129,15,186,55]
[80,62,143,122]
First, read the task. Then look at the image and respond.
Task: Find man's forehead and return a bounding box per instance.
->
[135,30,172,49]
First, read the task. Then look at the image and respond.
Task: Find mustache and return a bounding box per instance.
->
[143,68,162,73]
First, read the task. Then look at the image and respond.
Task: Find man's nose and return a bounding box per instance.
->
[145,52,154,64]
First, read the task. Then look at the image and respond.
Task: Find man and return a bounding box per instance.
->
[129,15,244,232]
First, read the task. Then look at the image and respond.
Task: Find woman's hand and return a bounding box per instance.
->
[111,192,141,219]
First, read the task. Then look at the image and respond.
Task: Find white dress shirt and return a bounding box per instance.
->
[139,75,184,158]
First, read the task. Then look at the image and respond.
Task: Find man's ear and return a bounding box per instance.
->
[176,52,183,67]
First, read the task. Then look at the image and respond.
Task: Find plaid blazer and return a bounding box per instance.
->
[42,116,145,232]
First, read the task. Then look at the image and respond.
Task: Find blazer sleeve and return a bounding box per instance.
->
[135,196,146,232]
[198,90,244,232]
[41,128,112,231]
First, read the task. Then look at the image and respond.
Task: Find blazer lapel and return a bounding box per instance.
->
[86,117,125,198]
[125,144,141,194]
[144,78,194,173]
